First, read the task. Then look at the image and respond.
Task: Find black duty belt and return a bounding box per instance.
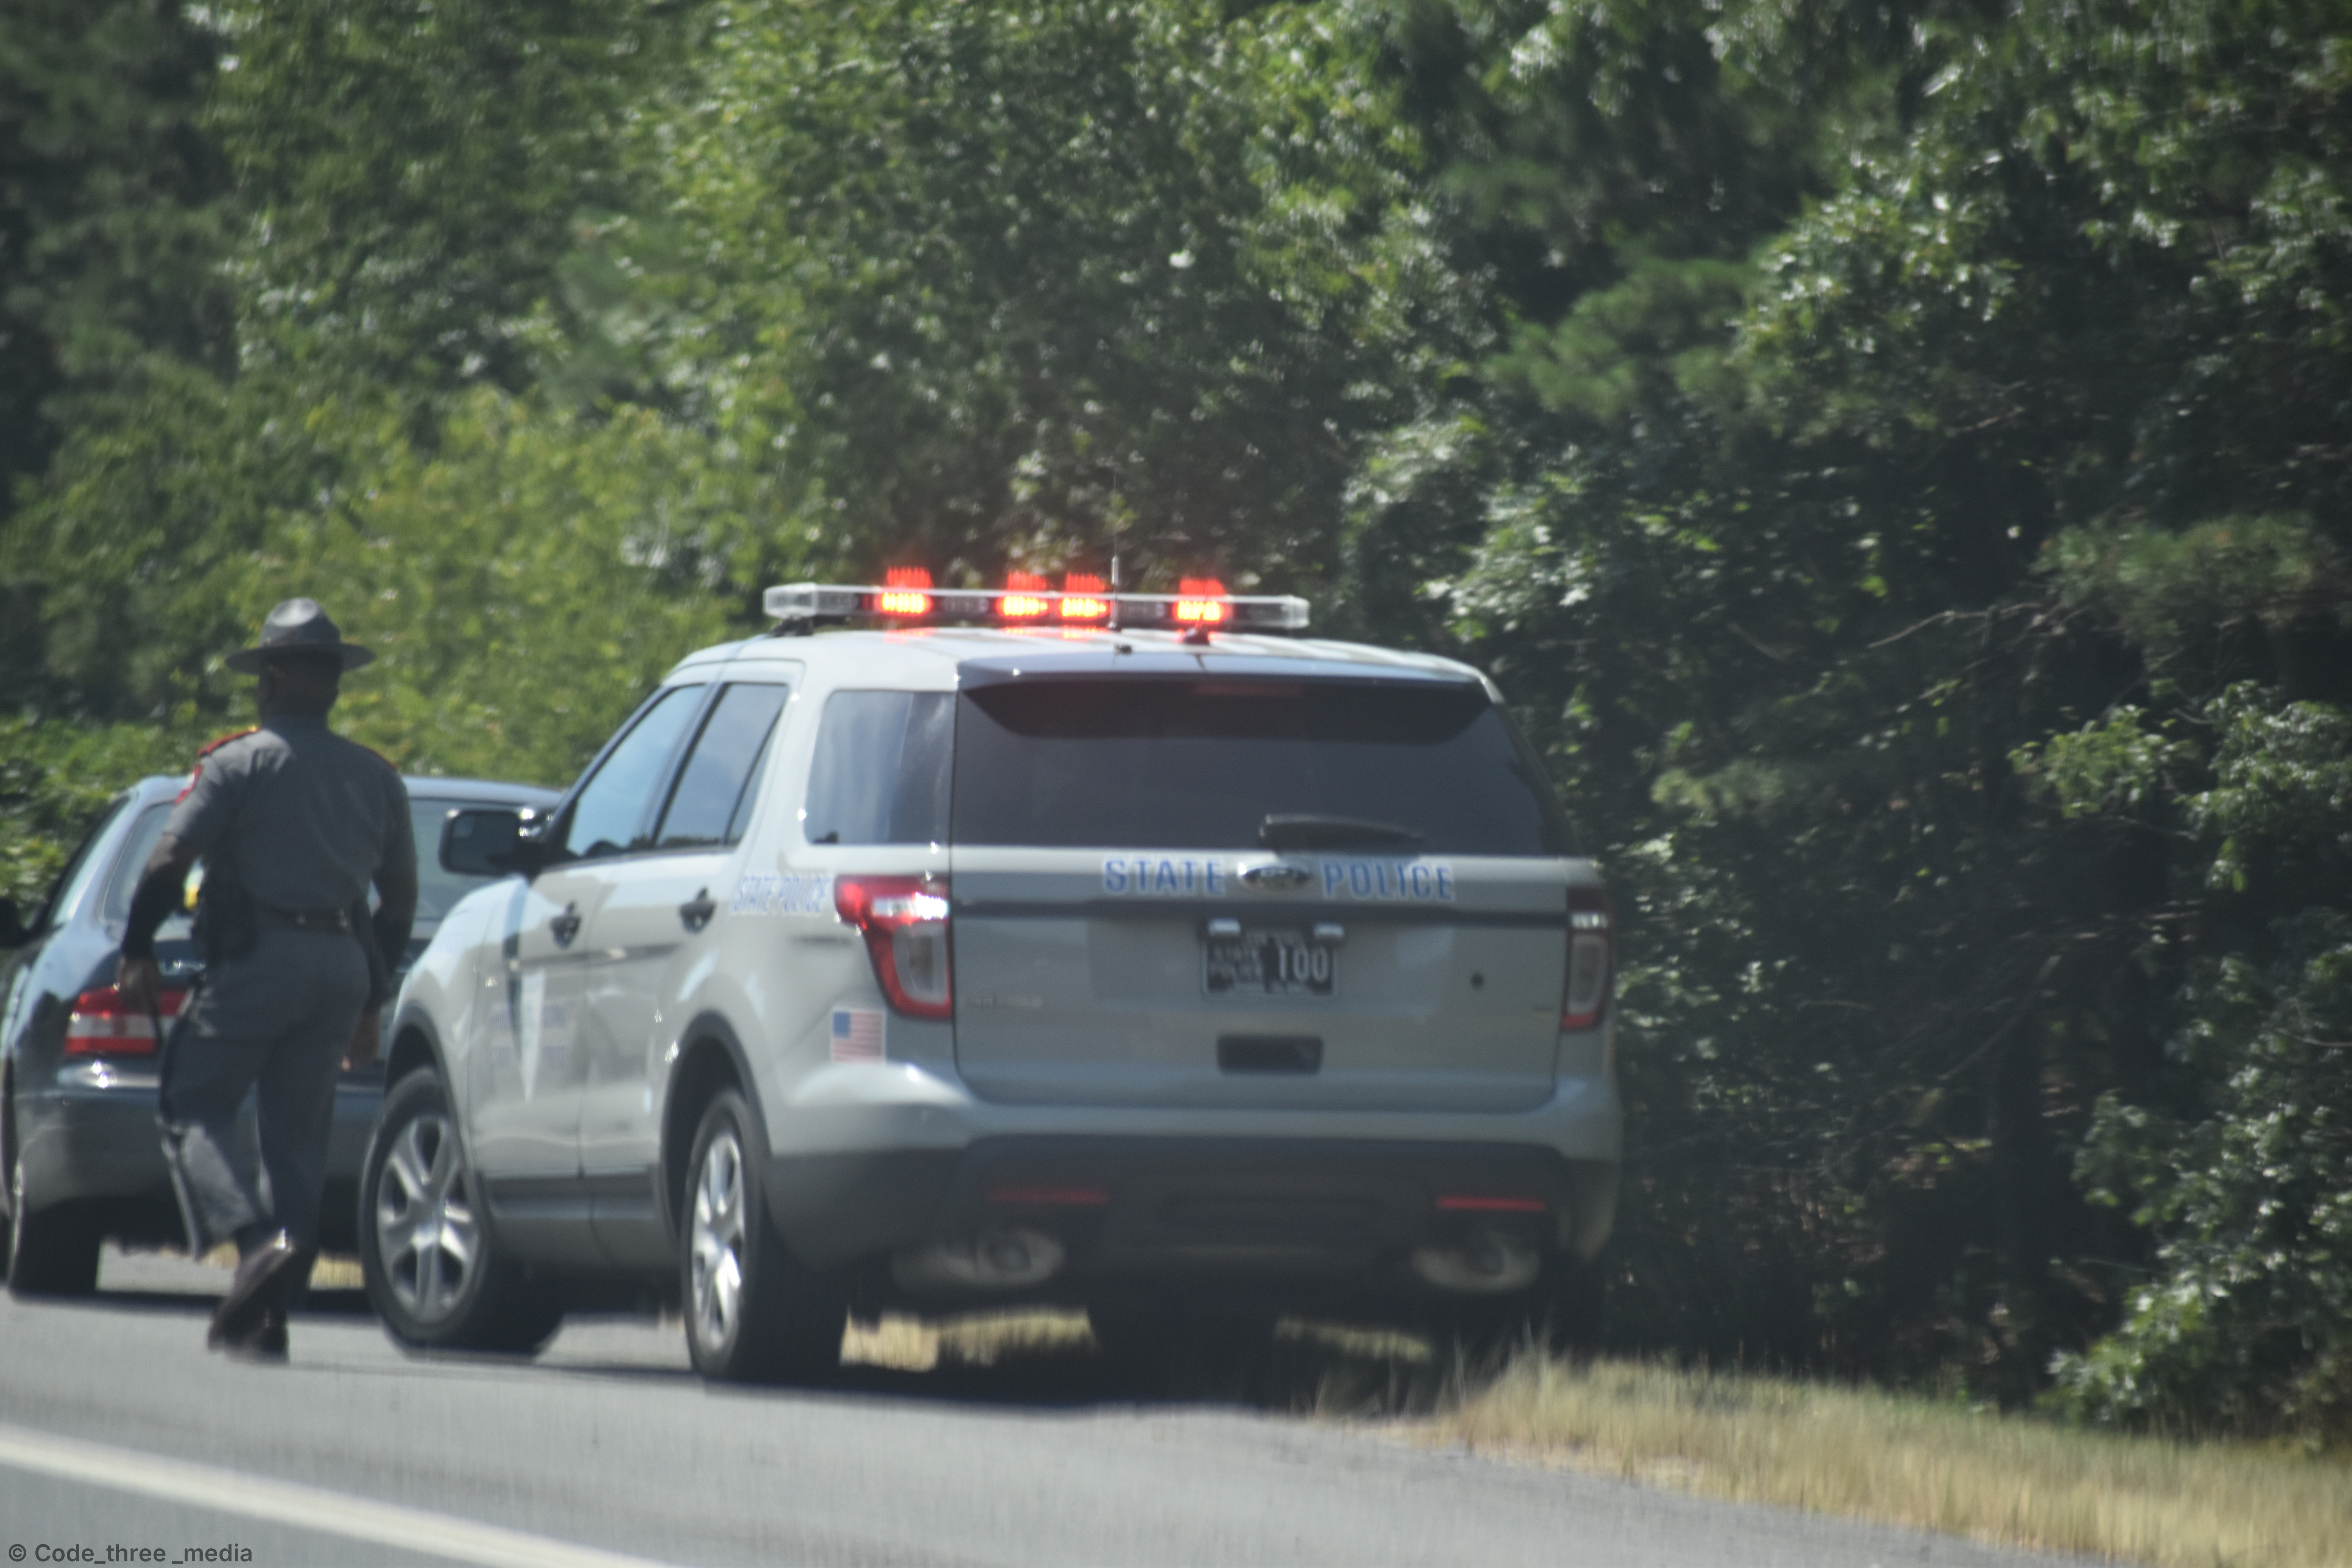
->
[258,906,352,935]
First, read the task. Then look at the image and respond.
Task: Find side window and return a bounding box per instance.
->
[802,691,953,846]
[560,685,706,860]
[102,803,176,922]
[653,682,791,849]
[41,795,130,930]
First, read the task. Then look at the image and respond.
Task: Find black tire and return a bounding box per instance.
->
[360,1068,561,1354]
[681,1090,843,1383]
[1429,1254,1605,1368]
[6,1123,101,1298]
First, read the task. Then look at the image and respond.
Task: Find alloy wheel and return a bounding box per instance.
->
[374,1108,480,1323]
[690,1127,746,1353]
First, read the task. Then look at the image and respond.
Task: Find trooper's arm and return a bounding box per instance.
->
[118,832,199,1007]
[348,817,420,1072]
[371,852,419,975]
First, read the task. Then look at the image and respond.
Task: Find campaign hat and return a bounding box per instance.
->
[223,598,377,674]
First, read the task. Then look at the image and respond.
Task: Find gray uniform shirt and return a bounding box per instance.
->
[166,715,415,914]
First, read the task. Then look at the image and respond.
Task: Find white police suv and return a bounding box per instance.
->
[368,574,1621,1380]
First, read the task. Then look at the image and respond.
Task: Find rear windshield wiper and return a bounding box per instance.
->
[1258,814,1425,850]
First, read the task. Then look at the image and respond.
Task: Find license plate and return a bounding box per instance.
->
[1204,926,1336,997]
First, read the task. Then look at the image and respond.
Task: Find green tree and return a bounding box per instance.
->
[646,0,1456,592]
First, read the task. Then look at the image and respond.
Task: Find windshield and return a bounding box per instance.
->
[951,677,1570,855]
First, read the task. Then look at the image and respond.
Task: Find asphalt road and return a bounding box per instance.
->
[0,1251,2079,1568]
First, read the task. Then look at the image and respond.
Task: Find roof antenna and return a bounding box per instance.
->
[1107,552,1121,633]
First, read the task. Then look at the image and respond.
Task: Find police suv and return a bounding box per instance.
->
[371,575,1621,1380]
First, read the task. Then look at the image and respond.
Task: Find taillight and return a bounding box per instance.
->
[65,985,189,1057]
[835,875,953,1019]
[1562,888,1613,1031]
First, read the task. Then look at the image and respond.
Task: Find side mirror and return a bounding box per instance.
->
[440,808,548,879]
[0,895,28,949]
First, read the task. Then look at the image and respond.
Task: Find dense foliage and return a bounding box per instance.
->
[4,0,2345,1438]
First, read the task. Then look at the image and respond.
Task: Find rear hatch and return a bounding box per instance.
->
[949,662,1576,1111]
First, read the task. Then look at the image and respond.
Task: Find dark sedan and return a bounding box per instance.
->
[0,771,559,1294]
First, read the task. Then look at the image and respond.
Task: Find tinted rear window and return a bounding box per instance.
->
[804,691,954,845]
[952,678,1569,854]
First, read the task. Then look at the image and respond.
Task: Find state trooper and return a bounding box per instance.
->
[118,599,417,1359]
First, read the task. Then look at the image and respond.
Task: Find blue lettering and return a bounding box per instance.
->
[1103,859,1128,894]
[1181,858,1200,894]
[1155,859,1181,895]
[1348,863,1374,898]
[1205,860,1226,896]
[1408,864,1432,899]
[1323,862,1347,898]
[1375,863,1395,899]
[1435,865,1455,901]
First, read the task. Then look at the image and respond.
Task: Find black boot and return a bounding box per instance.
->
[208,1231,309,1352]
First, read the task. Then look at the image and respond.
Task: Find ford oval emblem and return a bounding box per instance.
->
[1239,862,1313,892]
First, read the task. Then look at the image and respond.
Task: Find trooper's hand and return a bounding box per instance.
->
[345,1009,382,1073]
[117,954,163,1010]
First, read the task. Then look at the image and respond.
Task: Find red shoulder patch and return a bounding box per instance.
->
[177,727,259,802]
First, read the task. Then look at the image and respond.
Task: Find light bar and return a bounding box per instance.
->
[764,574,1310,633]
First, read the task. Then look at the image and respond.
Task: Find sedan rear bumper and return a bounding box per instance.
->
[13,1069,385,1251]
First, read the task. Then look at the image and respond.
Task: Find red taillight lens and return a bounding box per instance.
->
[65,985,189,1057]
[835,875,953,1019]
[1563,888,1613,1031]
[1435,1195,1548,1213]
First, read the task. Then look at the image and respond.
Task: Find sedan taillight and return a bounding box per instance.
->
[834,875,953,1019]
[1562,889,1613,1032]
[65,984,189,1057]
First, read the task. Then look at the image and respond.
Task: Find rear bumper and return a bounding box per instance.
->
[768,1135,1617,1273]
[759,1067,1622,1280]
[12,1067,384,1250]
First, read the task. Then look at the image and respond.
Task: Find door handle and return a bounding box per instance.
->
[679,888,716,933]
[550,903,582,947]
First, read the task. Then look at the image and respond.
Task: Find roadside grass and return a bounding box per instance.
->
[1432,1353,2352,1568]
[844,1310,2351,1567]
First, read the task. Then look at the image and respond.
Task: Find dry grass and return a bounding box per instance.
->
[1431,1354,2352,1568]
[841,1308,1094,1372]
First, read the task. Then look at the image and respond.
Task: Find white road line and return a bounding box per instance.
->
[0,1423,683,1568]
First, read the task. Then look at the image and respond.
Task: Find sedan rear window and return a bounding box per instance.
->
[952,678,1570,855]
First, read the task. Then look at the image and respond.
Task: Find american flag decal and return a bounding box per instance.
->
[830,1007,884,1062]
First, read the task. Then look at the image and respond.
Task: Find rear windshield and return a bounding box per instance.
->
[952,677,1570,855]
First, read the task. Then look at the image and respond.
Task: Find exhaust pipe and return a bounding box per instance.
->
[1411,1228,1541,1294]
[893,1227,1065,1293]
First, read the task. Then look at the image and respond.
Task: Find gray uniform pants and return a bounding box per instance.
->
[159,927,370,1254]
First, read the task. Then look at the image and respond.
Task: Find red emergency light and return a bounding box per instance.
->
[1058,573,1112,622]
[1000,571,1053,620]
[763,571,1310,633]
[876,566,935,617]
[1173,578,1230,625]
